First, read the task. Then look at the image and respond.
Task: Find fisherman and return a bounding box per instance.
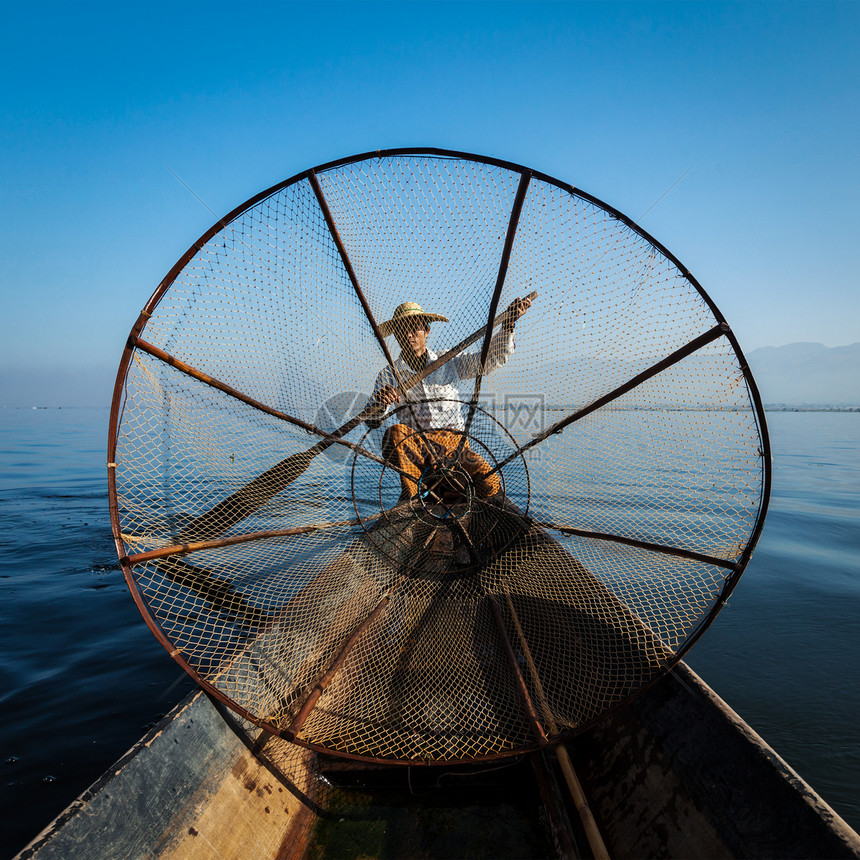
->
[369,296,532,501]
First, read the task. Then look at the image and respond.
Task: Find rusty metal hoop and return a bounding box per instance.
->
[108,149,771,764]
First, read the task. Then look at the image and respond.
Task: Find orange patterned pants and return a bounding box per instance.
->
[382,423,500,500]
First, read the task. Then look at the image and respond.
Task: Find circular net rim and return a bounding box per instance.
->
[108,147,772,764]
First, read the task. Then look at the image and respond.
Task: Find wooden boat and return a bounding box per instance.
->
[20,504,860,859]
[58,147,857,859]
[18,659,860,860]
[67,148,856,858]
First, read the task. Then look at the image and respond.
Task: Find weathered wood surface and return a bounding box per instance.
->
[18,693,319,860]
[571,661,860,860]
[19,660,860,860]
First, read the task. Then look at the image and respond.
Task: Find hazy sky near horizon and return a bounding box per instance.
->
[1,1,858,406]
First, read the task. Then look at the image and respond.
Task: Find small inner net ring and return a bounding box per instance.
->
[351,398,529,573]
[416,462,474,521]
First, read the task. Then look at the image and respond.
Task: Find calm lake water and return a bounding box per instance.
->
[1,407,858,855]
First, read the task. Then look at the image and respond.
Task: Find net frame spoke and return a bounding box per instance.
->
[532,521,741,571]
[128,337,417,543]
[489,322,731,476]
[124,514,378,565]
[456,170,531,462]
[287,592,393,738]
[132,337,385,466]
[308,170,447,476]
[488,596,549,745]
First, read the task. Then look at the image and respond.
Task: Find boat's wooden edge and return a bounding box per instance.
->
[16,691,319,860]
[16,697,195,859]
[679,663,860,856]
[570,661,860,860]
[16,662,860,860]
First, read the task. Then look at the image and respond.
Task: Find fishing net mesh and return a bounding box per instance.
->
[110,151,768,763]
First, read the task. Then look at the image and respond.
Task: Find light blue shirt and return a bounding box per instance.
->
[371,330,515,432]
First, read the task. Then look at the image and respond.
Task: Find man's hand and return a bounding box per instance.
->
[502,295,532,333]
[366,384,400,427]
[374,385,400,408]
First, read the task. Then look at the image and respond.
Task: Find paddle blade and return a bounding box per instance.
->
[175,447,320,543]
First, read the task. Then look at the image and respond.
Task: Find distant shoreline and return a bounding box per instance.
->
[4,404,860,413]
[763,405,860,412]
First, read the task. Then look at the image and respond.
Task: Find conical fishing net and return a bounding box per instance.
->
[108,149,770,763]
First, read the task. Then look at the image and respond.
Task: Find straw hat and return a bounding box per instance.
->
[379,302,449,337]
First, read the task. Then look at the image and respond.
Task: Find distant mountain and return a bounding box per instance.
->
[745,342,860,406]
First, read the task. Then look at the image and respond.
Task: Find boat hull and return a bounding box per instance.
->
[19,662,860,860]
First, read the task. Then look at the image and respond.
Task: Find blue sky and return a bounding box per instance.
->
[1,1,858,406]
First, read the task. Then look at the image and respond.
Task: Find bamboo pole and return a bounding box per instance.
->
[531,749,580,860]
[287,594,391,738]
[500,581,611,860]
[556,744,610,860]
[488,598,549,746]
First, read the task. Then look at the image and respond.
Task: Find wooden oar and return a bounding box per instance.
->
[174,291,537,544]
[386,289,538,408]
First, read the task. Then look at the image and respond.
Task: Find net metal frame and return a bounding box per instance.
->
[108,148,771,764]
